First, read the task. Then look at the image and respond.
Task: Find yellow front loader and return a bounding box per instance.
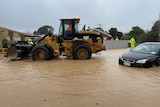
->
[5,17,105,60]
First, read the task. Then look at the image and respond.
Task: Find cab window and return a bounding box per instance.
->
[74,21,78,34]
[58,22,63,36]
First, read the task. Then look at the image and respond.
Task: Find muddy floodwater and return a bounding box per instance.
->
[0,48,160,107]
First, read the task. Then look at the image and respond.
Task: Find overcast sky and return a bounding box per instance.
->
[0,0,160,33]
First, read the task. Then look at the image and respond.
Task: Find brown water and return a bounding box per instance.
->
[0,48,160,107]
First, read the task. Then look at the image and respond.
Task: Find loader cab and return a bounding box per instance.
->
[58,18,80,41]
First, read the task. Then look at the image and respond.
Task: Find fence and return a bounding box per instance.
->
[103,40,129,49]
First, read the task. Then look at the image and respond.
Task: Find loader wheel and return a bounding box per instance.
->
[73,44,91,60]
[31,45,51,60]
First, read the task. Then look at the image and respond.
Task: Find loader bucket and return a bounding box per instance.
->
[4,42,33,59]
[4,44,18,59]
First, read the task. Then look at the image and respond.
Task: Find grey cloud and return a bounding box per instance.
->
[0,0,160,33]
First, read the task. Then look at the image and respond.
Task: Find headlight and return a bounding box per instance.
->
[119,55,122,59]
[136,59,147,64]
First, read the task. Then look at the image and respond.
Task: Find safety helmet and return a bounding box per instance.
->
[28,39,32,41]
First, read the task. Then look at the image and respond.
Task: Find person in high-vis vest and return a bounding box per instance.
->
[130,37,136,48]
[28,39,34,45]
[115,36,119,41]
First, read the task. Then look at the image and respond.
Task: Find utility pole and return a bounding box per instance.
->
[97,24,103,28]
[158,13,160,42]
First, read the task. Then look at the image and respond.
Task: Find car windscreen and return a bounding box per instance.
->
[131,44,160,55]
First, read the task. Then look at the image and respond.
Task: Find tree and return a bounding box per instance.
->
[145,20,160,42]
[108,28,118,39]
[2,37,9,48]
[106,20,160,42]
[151,20,160,32]
[137,33,147,43]
[121,35,131,40]
[33,25,54,35]
[145,31,158,42]
[128,26,145,39]
[108,28,123,39]
[117,31,123,39]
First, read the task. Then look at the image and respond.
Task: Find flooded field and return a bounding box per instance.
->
[0,48,160,107]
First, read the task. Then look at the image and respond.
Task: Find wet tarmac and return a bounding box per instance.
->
[0,48,160,107]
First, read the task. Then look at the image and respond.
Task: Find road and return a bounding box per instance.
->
[0,48,160,107]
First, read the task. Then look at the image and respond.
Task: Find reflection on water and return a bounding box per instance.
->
[0,49,160,107]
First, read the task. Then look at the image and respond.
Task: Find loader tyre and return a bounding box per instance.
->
[31,45,51,60]
[73,44,91,60]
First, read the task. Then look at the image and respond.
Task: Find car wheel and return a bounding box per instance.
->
[119,59,123,65]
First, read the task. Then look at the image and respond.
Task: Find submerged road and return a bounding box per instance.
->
[0,48,160,107]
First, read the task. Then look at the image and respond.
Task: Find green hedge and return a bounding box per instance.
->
[0,48,7,52]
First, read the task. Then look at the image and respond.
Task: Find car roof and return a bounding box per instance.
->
[143,42,160,45]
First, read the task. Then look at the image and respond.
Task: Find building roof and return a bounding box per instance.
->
[90,28,112,37]
[0,26,39,37]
